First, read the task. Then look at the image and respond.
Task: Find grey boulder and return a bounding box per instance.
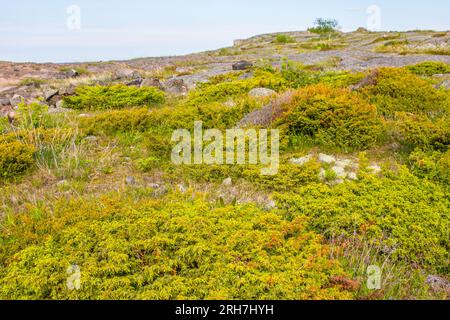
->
[232,60,253,70]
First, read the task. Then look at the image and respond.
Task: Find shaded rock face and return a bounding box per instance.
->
[125,78,143,86]
[232,60,253,70]
[59,85,76,96]
[7,111,16,124]
[238,72,253,80]
[0,98,10,106]
[433,75,450,89]
[163,78,188,95]
[141,78,164,90]
[440,79,450,89]
[10,94,24,106]
[350,69,380,91]
[43,88,59,101]
[238,103,280,128]
[66,69,79,78]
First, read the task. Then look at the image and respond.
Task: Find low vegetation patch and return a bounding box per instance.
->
[275,167,449,269]
[274,34,296,44]
[362,68,450,118]
[63,84,165,110]
[275,84,383,151]
[0,141,35,179]
[406,61,450,76]
[0,193,352,299]
[187,70,286,106]
[1,54,449,300]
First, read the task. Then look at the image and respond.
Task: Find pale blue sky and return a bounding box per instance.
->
[1,0,449,63]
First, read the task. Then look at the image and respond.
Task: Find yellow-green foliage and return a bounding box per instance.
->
[370,34,402,44]
[281,60,364,88]
[242,161,321,191]
[274,34,296,44]
[187,70,287,105]
[17,102,50,129]
[59,66,91,76]
[19,77,47,88]
[0,128,76,146]
[275,167,449,268]
[0,117,8,134]
[0,141,35,179]
[81,99,260,135]
[0,193,352,300]
[276,84,383,151]
[167,160,321,191]
[409,149,450,185]
[392,112,449,151]
[375,40,409,53]
[407,61,450,76]
[363,68,450,117]
[1,62,449,300]
[63,84,165,110]
[375,41,450,55]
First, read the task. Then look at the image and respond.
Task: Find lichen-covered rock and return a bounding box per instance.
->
[426,275,450,293]
[222,177,233,186]
[141,78,164,90]
[347,172,358,180]
[318,153,336,164]
[290,154,313,166]
[332,165,347,179]
[248,87,276,98]
[368,165,382,174]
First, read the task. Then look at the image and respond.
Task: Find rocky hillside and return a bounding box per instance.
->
[1,30,449,116]
[0,30,449,300]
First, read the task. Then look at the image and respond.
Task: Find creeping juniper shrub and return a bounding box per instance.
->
[362,68,450,118]
[275,166,449,268]
[63,84,165,110]
[0,141,35,179]
[0,193,352,299]
[407,61,450,76]
[275,84,383,152]
[187,70,287,105]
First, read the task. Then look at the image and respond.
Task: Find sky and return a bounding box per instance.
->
[0,0,449,63]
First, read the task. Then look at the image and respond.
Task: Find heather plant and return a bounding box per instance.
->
[80,98,261,135]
